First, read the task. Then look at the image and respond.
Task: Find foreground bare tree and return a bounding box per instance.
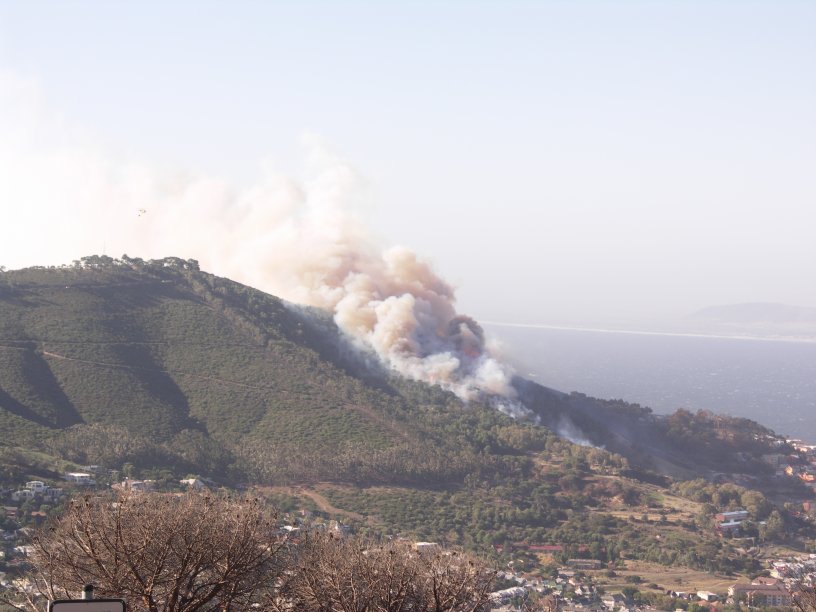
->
[272,533,496,611]
[6,493,497,611]
[792,580,816,612]
[23,492,284,611]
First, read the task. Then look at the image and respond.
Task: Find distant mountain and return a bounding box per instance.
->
[0,256,788,486]
[692,302,816,325]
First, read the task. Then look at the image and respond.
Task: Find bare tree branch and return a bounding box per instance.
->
[24,492,285,611]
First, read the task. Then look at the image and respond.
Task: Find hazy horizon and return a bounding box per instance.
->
[1,1,814,326]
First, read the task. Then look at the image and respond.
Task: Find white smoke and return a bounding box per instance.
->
[555,416,597,447]
[0,72,518,404]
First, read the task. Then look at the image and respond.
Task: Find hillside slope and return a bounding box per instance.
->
[2,257,811,577]
[0,257,787,485]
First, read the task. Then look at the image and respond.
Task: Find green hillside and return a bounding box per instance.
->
[0,256,795,482]
[1,256,812,576]
[0,257,553,482]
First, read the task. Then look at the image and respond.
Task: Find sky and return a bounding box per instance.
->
[0,0,814,325]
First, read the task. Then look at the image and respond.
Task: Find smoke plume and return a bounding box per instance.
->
[257,148,520,402]
[1,73,520,406]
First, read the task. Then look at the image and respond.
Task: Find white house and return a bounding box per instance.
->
[180,478,207,490]
[11,490,35,502]
[114,478,155,492]
[488,586,527,605]
[64,472,95,485]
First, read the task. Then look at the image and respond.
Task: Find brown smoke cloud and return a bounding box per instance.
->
[246,143,522,405]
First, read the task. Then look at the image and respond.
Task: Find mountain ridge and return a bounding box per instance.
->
[0,256,790,485]
[2,256,813,575]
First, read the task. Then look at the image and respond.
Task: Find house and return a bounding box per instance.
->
[566,559,602,570]
[601,594,625,609]
[128,480,155,492]
[180,478,207,490]
[729,583,791,607]
[715,510,749,523]
[42,487,64,502]
[112,478,155,492]
[415,542,440,553]
[488,586,527,605]
[64,472,95,485]
[697,591,719,601]
[11,489,35,502]
[718,520,743,535]
[24,481,47,493]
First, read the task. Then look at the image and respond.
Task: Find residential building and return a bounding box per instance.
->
[64,472,95,485]
[729,583,791,607]
[715,510,749,522]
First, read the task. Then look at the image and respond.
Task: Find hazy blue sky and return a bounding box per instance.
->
[1,1,814,324]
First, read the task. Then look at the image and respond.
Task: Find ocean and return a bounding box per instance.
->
[486,324,816,442]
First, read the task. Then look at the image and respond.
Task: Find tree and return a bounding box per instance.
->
[740,490,771,520]
[520,593,559,611]
[793,581,816,612]
[621,586,640,602]
[760,509,785,542]
[272,533,496,611]
[22,492,284,611]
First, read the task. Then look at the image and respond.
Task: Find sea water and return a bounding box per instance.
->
[487,324,816,442]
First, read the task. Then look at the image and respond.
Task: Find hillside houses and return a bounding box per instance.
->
[10,481,64,503]
[773,441,816,493]
[729,582,791,607]
[112,478,156,492]
[720,553,816,609]
[180,477,208,490]
[715,510,749,523]
[64,472,95,485]
[488,586,527,606]
[714,508,751,535]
